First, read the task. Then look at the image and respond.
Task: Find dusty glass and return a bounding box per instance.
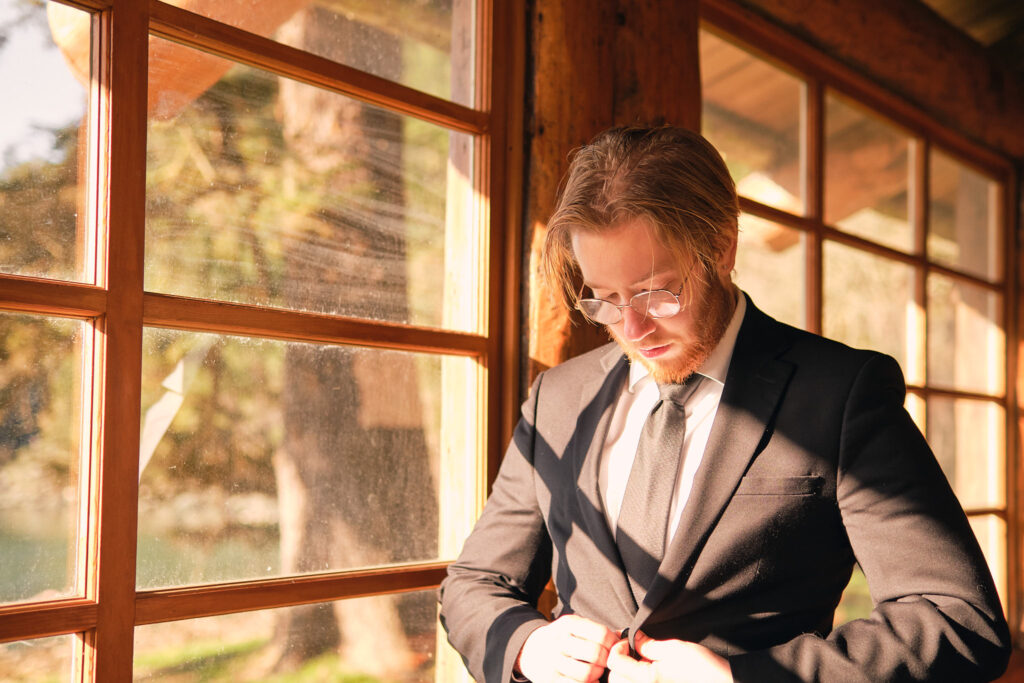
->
[133,590,448,681]
[0,635,74,682]
[823,241,916,374]
[927,274,1004,395]
[0,313,84,604]
[138,327,479,588]
[926,397,1005,510]
[152,0,474,106]
[825,93,912,253]
[146,39,479,332]
[0,1,91,282]
[928,148,1001,281]
[701,30,804,214]
[734,214,805,329]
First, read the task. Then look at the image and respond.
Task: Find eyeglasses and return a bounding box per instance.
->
[575,280,687,325]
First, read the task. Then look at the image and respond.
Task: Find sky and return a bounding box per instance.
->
[0,0,88,173]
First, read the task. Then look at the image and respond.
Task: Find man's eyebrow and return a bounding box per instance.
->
[628,269,678,289]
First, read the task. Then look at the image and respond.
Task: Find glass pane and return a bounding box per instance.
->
[823,242,917,374]
[0,313,84,604]
[153,0,474,107]
[928,149,1001,281]
[146,39,479,333]
[968,515,1006,609]
[134,590,452,681]
[700,30,804,214]
[734,214,805,329]
[138,328,479,588]
[926,397,1004,509]
[0,635,74,682]
[0,1,91,282]
[825,92,912,252]
[927,274,1004,395]
[834,564,871,626]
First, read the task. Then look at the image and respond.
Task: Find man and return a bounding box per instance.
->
[438,126,1010,682]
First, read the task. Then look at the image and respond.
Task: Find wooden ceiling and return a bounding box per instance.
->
[916,0,1024,74]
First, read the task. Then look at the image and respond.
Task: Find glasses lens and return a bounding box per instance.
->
[578,299,619,324]
[644,290,681,318]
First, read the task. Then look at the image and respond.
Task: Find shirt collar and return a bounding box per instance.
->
[627,288,747,391]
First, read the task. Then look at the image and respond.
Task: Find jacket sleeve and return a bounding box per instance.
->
[728,354,1011,682]
[439,374,554,683]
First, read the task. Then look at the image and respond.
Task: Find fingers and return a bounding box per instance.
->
[607,639,651,683]
[518,615,620,683]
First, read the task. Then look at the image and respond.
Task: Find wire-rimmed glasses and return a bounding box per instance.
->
[575,281,687,325]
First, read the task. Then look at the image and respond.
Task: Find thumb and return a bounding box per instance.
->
[634,633,671,661]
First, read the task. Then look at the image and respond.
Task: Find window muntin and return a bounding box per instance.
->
[0,1,91,283]
[145,39,479,332]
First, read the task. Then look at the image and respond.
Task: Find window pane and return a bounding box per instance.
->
[968,514,1006,609]
[823,242,917,374]
[0,635,74,682]
[825,93,912,252]
[138,328,479,588]
[0,313,84,604]
[927,274,1004,395]
[153,0,474,107]
[0,2,90,283]
[146,39,479,333]
[926,397,1004,509]
[734,214,805,329]
[700,30,804,214]
[834,565,870,626]
[928,149,1001,281]
[134,590,451,681]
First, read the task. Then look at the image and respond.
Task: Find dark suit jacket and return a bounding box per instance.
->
[439,296,1010,682]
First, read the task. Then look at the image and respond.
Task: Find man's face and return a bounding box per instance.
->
[571,218,737,384]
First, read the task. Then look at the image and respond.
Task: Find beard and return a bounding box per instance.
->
[610,278,736,384]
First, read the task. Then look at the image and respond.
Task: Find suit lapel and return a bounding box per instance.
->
[631,300,796,630]
[572,345,639,616]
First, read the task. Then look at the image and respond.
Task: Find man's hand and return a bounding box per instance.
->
[606,631,733,683]
[516,614,620,682]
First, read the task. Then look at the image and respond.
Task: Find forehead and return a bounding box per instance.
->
[570,219,686,289]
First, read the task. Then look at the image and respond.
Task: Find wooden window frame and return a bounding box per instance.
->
[700,0,1019,641]
[0,0,524,679]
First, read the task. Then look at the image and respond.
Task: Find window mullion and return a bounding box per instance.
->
[89,0,150,679]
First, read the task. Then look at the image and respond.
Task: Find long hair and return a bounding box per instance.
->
[541,125,739,308]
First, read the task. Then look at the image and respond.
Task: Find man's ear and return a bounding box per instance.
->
[716,231,738,281]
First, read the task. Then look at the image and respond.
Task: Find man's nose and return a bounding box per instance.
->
[620,305,655,341]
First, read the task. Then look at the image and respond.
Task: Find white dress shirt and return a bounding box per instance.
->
[599,293,746,546]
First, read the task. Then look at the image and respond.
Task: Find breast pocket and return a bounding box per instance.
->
[734,475,824,496]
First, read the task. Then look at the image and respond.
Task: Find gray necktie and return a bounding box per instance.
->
[616,373,703,604]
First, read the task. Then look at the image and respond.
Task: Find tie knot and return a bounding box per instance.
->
[657,374,703,407]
